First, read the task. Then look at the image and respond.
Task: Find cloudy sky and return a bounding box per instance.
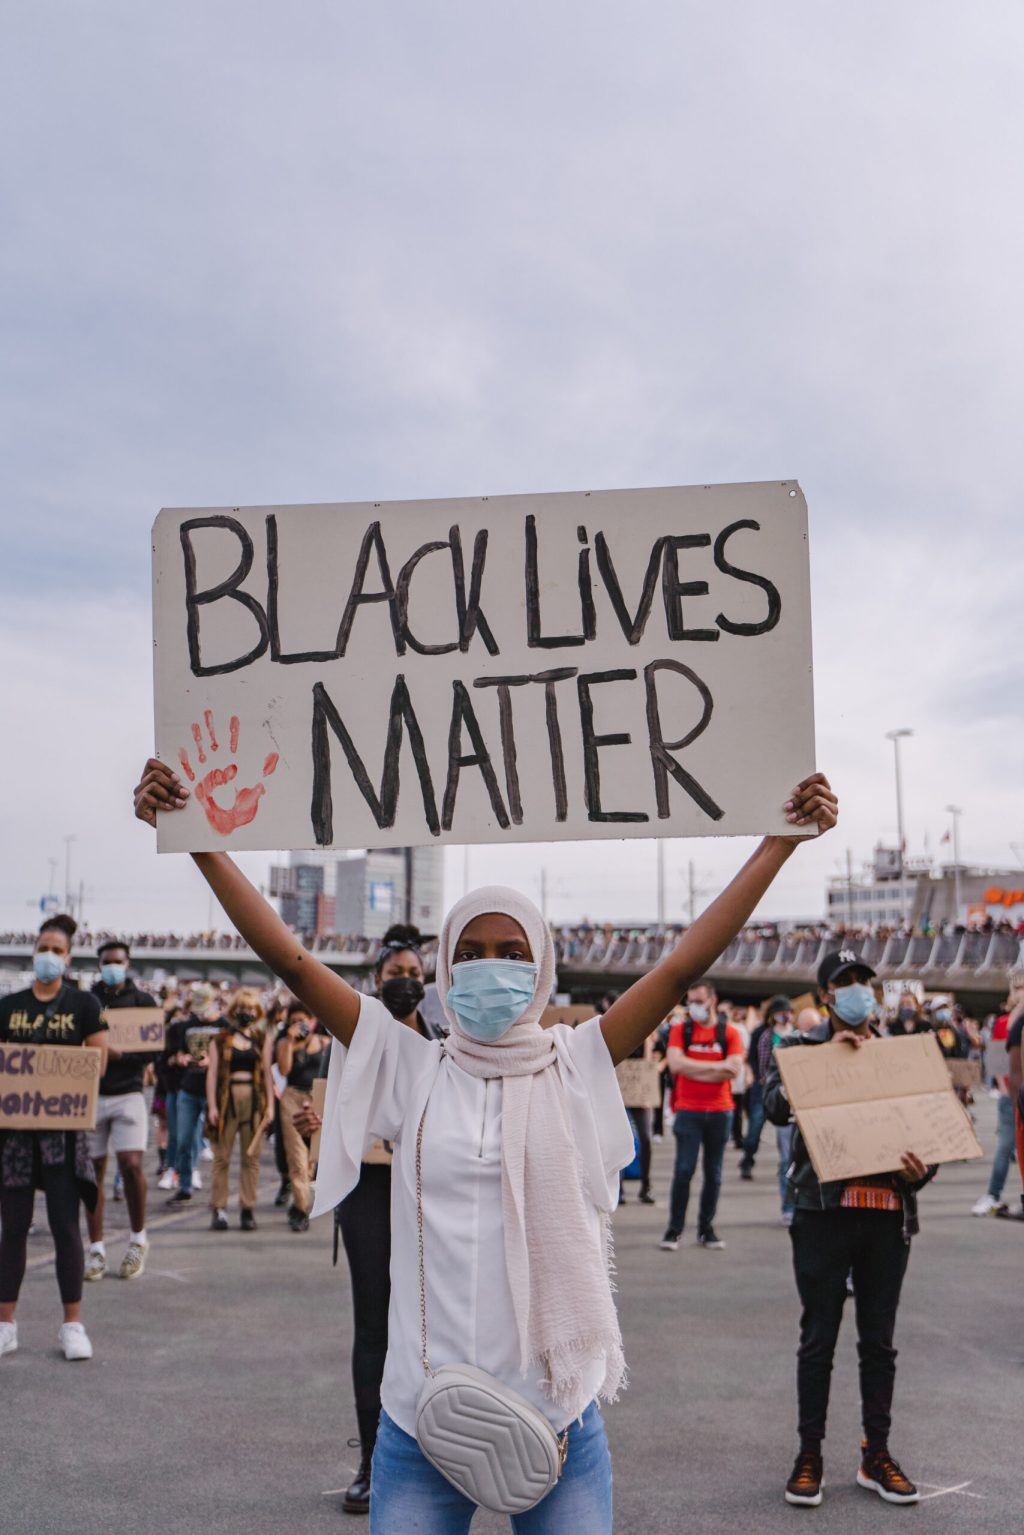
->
[2,2,1022,936]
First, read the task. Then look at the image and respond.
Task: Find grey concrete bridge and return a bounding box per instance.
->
[2,925,1019,1011]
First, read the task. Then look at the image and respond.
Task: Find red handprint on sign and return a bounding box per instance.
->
[178,711,279,836]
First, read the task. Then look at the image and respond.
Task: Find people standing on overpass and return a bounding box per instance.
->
[659,981,744,1252]
[207,990,272,1231]
[134,755,837,1532]
[765,948,933,1508]
[84,942,158,1282]
[0,915,109,1362]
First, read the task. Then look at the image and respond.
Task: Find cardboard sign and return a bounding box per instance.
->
[947,1058,982,1091]
[102,1007,166,1053]
[152,483,815,854]
[542,1004,595,1030]
[1009,969,1024,998]
[0,1044,102,1130]
[616,1058,663,1109]
[775,1034,982,1183]
[882,979,924,1010]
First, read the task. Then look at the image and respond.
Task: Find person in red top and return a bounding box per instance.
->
[660,981,743,1251]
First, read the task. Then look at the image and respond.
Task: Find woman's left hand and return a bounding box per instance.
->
[782,773,838,840]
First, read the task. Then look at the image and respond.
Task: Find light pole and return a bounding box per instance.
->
[885,730,913,922]
[656,841,666,928]
[63,835,77,915]
[945,805,963,919]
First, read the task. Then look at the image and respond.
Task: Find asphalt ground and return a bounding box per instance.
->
[3,1094,1020,1535]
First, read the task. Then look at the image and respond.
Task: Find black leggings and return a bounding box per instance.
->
[337,1163,392,1414]
[625,1107,652,1190]
[0,1171,85,1306]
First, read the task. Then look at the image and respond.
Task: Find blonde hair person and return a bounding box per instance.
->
[206,989,271,1231]
[135,756,837,1531]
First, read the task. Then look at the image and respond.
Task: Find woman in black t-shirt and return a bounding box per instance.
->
[0,914,108,1362]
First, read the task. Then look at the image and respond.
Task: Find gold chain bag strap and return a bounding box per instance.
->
[412,1106,569,1515]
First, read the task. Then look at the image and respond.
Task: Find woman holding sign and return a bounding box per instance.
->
[0,915,109,1362]
[134,756,836,1532]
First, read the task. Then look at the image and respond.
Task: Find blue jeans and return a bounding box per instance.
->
[669,1109,731,1234]
[740,1082,765,1171]
[989,1095,1016,1200]
[369,1402,612,1534]
[175,1090,206,1193]
[777,1124,795,1216]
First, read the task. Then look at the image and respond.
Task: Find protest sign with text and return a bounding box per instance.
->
[615,1058,663,1109]
[775,1034,982,1184]
[102,1008,166,1053]
[153,482,814,854]
[0,1044,101,1130]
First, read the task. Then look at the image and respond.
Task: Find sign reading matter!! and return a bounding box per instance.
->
[0,1044,102,1130]
[153,483,815,854]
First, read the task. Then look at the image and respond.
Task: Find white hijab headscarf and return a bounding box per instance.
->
[438,885,626,1417]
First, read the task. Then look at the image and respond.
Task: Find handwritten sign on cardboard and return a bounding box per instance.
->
[947,1058,982,1091]
[541,1004,595,1030]
[102,1008,166,1053]
[152,482,815,855]
[0,1044,102,1130]
[775,1033,982,1183]
[615,1058,662,1109]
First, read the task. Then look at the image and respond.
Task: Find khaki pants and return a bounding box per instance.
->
[211,1083,264,1212]
[279,1085,313,1214]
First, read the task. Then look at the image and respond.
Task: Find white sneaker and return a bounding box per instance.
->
[157,1168,177,1191]
[200,1142,214,1162]
[972,1194,1000,1216]
[0,1321,17,1357]
[84,1248,107,1282]
[118,1240,148,1280]
[58,1322,93,1361]
[191,1170,202,1192]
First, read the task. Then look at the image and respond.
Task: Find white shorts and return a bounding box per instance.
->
[86,1092,150,1158]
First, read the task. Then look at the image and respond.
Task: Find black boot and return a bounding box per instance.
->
[273,1178,291,1208]
[343,1408,379,1514]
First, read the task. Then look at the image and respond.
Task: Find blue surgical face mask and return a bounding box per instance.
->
[101,963,127,988]
[934,1007,951,1024]
[447,959,539,1042]
[34,951,66,984]
[832,982,875,1026]
[688,1003,710,1023]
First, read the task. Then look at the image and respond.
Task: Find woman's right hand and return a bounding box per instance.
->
[292,1101,322,1138]
[134,758,189,827]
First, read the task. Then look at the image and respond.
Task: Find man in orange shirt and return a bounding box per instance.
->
[660,979,744,1251]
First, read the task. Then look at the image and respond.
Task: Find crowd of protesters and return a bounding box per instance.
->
[2,876,1021,1517]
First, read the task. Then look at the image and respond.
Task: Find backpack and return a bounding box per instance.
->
[682,1017,729,1058]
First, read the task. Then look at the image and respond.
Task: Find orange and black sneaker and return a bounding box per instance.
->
[785,1449,824,1506]
[856,1442,920,1504]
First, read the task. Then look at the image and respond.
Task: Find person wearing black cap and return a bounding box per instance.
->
[764,948,934,1509]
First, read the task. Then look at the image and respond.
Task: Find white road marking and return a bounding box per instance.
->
[916,1480,984,1501]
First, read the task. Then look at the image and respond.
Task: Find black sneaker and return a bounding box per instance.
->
[287,1206,310,1232]
[659,1229,680,1251]
[165,1189,192,1208]
[638,1189,656,1205]
[856,1443,919,1504]
[240,1208,257,1232]
[740,1165,754,1182]
[210,1210,229,1231]
[785,1450,824,1506]
[697,1227,725,1249]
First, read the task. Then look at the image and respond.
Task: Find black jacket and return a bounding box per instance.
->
[764,1018,936,1239]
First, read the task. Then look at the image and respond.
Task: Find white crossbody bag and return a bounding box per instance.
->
[412,1108,569,1515]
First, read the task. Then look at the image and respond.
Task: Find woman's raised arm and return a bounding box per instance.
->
[600,773,838,1065]
[133,758,361,1047]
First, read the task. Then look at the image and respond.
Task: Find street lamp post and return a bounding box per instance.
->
[944,805,963,920]
[885,730,913,924]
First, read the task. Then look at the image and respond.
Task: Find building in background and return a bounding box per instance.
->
[270,846,444,939]
[827,846,1024,929]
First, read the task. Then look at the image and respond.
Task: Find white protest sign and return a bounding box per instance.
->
[153,482,815,854]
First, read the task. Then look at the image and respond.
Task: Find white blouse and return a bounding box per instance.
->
[311,996,634,1436]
